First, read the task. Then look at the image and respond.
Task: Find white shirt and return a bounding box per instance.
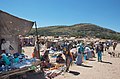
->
[1,41,11,53]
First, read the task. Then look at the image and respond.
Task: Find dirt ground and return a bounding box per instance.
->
[55,44,120,79]
[23,44,120,79]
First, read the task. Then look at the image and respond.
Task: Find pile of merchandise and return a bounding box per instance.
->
[0,53,36,73]
[44,64,66,79]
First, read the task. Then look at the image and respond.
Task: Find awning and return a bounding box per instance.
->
[0,10,34,53]
[0,10,34,36]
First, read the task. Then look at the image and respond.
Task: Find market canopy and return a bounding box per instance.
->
[0,10,34,36]
[0,10,34,52]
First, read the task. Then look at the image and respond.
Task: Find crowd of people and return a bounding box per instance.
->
[33,39,118,72]
[0,38,118,78]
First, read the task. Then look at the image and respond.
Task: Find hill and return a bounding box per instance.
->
[28,23,120,41]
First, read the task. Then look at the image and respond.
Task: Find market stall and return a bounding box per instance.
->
[0,10,34,53]
[0,10,66,79]
[0,10,37,79]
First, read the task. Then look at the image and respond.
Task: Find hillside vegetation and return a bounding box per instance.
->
[29,23,120,41]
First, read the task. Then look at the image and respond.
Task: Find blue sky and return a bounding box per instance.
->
[0,0,120,32]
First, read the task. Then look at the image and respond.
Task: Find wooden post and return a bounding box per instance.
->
[35,21,40,60]
[35,22,44,72]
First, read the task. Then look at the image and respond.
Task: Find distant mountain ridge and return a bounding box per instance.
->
[29,23,120,41]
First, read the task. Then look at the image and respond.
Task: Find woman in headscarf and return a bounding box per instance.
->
[84,45,92,60]
[76,43,84,65]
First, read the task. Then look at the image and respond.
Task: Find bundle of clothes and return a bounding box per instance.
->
[0,53,36,73]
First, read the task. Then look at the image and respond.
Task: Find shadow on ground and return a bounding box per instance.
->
[69,70,80,76]
[77,64,93,68]
[101,61,112,64]
[88,59,96,61]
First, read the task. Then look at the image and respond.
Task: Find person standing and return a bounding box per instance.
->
[104,42,107,51]
[33,41,41,59]
[113,42,117,51]
[65,44,73,72]
[85,46,92,60]
[76,43,84,65]
[97,42,103,62]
